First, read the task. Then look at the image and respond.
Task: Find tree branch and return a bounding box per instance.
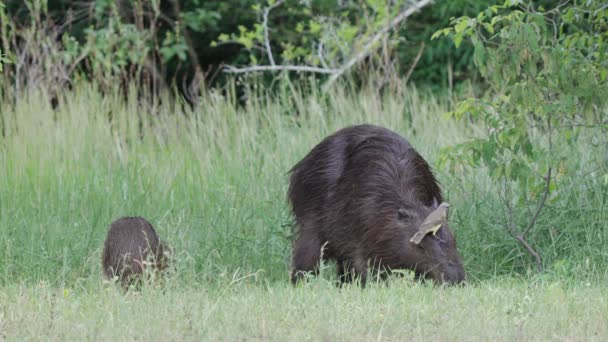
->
[317,42,330,69]
[502,183,519,237]
[514,234,543,273]
[224,64,338,74]
[522,167,552,238]
[502,174,544,273]
[262,0,284,66]
[323,0,434,89]
[170,0,203,77]
[222,0,434,86]
[403,42,425,84]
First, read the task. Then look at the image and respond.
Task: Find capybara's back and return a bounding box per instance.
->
[102,217,167,286]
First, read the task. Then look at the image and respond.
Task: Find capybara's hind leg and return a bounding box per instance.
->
[291,230,322,284]
[338,260,355,286]
[356,267,368,288]
[337,258,367,287]
[353,258,368,288]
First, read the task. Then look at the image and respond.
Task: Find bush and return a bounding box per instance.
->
[437,0,608,273]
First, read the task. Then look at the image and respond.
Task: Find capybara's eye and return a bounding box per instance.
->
[397,208,412,220]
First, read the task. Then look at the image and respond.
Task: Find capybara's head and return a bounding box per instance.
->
[399,200,465,285]
[101,216,169,287]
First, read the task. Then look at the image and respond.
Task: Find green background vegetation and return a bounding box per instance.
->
[1,0,497,89]
[0,83,606,285]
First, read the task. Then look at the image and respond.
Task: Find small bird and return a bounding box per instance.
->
[409,202,450,245]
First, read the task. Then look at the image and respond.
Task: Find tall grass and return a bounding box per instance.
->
[0,80,606,287]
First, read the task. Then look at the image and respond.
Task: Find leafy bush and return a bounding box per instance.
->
[436,0,608,272]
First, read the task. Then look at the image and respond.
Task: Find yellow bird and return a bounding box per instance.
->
[409,202,449,245]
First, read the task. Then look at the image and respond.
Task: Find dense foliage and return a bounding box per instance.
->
[0,0,498,94]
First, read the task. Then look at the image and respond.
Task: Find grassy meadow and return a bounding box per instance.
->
[0,82,606,340]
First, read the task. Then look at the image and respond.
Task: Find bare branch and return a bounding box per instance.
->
[537,0,570,14]
[501,173,544,273]
[514,234,543,273]
[222,0,434,86]
[403,42,425,84]
[66,48,90,77]
[499,112,554,273]
[572,2,608,14]
[323,0,434,89]
[170,0,203,77]
[522,167,552,238]
[501,182,519,237]
[224,64,337,74]
[262,0,285,66]
[317,42,329,69]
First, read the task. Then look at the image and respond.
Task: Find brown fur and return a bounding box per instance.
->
[101,217,169,287]
[288,124,466,286]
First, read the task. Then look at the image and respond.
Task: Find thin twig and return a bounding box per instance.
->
[522,167,552,238]
[502,173,544,273]
[573,2,608,14]
[317,42,329,69]
[66,48,89,77]
[224,64,338,74]
[502,182,518,237]
[170,0,203,77]
[403,42,425,84]
[539,0,571,14]
[262,0,285,66]
[323,0,434,89]
[514,235,543,273]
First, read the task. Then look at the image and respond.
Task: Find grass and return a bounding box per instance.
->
[0,80,606,340]
[1,278,607,341]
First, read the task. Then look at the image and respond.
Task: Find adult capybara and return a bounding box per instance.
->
[102,216,169,287]
[288,124,465,286]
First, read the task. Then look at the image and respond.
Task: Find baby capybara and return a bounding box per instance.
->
[288,124,466,286]
[102,216,168,287]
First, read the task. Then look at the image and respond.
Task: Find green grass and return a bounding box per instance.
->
[1,279,607,340]
[0,81,606,340]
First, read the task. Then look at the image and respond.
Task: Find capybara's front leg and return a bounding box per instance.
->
[291,229,322,284]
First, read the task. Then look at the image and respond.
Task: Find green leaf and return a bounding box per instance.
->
[473,41,486,68]
[431,28,450,40]
[482,22,495,34]
[454,18,471,34]
[217,33,229,42]
[454,33,464,48]
[309,21,321,34]
[295,22,304,33]
[524,24,539,52]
